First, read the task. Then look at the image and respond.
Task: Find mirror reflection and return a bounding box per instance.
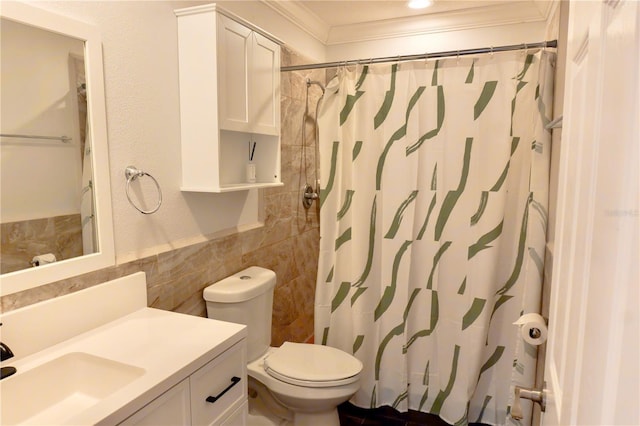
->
[1,18,96,274]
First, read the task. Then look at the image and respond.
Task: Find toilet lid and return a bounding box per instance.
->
[264,342,362,388]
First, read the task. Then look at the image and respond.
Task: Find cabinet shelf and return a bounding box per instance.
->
[181,181,284,193]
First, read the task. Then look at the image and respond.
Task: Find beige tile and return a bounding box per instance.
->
[155,240,210,283]
[286,313,315,343]
[289,274,315,319]
[116,255,159,285]
[0,265,118,313]
[242,239,300,286]
[1,214,82,274]
[173,291,207,317]
[169,268,209,310]
[265,192,293,225]
[281,96,304,147]
[240,225,267,255]
[147,280,174,311]
[1,282,58,313]
[272,281,298,326]
[281,45,294,68]
[293,229,320,278]
[281,69,292,99]
[280,145,305,193]
[271,324,287,347]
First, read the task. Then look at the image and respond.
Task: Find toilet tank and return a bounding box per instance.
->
[203,266,276,362]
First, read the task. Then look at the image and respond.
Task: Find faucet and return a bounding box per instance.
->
[0,322,17,380]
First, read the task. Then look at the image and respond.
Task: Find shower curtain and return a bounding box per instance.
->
[315,50,554,425]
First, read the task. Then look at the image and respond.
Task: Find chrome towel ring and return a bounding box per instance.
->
[125,166,162,214]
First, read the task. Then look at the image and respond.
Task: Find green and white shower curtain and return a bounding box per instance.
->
[315,51,554,425]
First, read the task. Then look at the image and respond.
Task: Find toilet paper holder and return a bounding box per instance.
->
[513,313,548,346]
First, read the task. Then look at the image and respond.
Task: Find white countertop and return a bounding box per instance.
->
[4,307,247,425]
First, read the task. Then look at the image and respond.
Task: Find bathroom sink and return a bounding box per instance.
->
[0,352,145,425]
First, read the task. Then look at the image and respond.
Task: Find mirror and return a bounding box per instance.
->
[0,2,114,296]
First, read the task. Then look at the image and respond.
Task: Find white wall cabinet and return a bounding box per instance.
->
[120,340,247,426]
[176,4,283,192]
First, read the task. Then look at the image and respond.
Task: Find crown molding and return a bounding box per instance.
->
[327,2,549,45]
[535,0,557,20]
[267,1,553,47]
[260,0,330,43]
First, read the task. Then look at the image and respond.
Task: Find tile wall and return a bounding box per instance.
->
[1,214,83,274]
[1,46,325,347]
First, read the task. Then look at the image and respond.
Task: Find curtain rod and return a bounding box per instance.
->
[281,40,557,72]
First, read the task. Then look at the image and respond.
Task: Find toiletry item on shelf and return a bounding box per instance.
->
[247,141,257,183]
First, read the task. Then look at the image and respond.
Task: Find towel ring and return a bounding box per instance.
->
[125,166,162,214]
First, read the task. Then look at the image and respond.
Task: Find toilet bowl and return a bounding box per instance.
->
[249,345,361,425]
[204,267,362,426]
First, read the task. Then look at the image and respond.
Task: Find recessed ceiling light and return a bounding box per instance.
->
[408,0,433,9]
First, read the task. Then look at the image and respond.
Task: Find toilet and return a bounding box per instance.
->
[203,266,362,426]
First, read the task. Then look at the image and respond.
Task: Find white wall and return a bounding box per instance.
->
[22,1,553,265]
[325,21,548,62]
[1,18,84,222]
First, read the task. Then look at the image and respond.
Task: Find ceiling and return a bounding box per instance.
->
[262,0,554,45]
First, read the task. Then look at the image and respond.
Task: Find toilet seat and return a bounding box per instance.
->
[264,342,362,388]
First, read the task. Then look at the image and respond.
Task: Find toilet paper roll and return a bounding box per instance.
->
[513,313,547,346]
[31,253,57,266]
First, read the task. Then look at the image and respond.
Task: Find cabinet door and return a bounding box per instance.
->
[119,379,191,425]
[219,400,247,426]
[217,14,251,132]
[250,32,280,135]
[190,342,247,426]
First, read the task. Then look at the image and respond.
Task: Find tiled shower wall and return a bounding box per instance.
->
[0,46,326,347]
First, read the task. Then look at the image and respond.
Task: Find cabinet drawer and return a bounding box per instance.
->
[190,342,247,426]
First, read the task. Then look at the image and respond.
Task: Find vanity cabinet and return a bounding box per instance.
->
[175,4,283,192]
[120,340,247,426]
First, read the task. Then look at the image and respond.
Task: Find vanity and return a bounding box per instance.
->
[0,273,248,425]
